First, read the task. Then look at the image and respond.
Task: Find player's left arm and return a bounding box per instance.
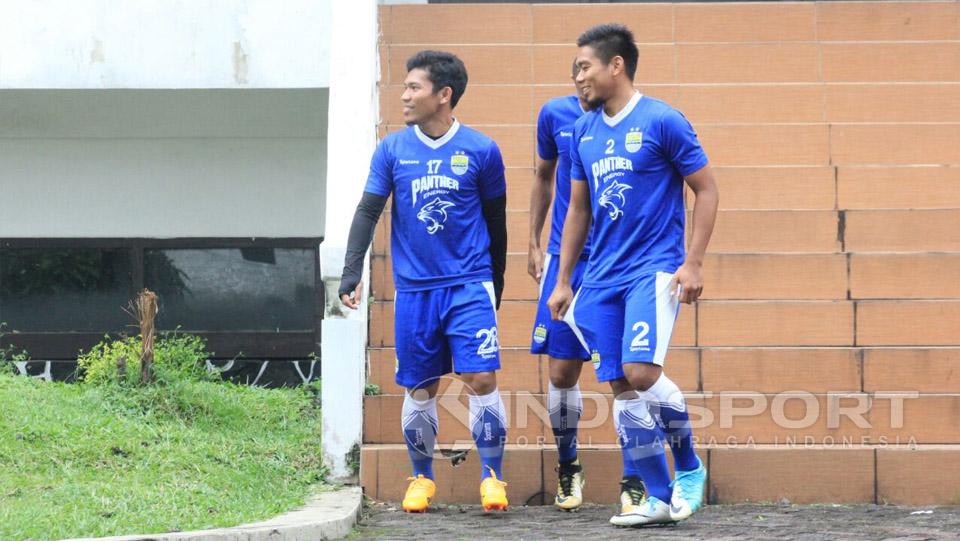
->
[480,142,508,309]
[674,164,719,304]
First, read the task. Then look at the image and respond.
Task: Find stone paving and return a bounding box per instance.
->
[354,500,960,540]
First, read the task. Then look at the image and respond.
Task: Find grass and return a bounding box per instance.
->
[0,374,327,540]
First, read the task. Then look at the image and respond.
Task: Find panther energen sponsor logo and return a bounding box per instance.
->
[412,175,460,205]
[591,156,634,189]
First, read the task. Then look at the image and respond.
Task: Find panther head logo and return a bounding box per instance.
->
[416,197,455,234]
[598,180,632,221]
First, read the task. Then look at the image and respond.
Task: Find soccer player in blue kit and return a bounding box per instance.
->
[338,51,510,513]
[548,25,719,527]
[528,61,592,511]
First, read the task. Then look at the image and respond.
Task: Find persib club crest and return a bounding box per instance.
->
[591,349,601,369]
[450,151,469,175]
[533,324,548,345]
[598,180,633,221]
[417,197,455,234]
[625,128,643,153]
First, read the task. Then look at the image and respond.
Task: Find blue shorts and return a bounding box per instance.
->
[564,271,680,383]
[531,253,590,360]
[394,281,500,389]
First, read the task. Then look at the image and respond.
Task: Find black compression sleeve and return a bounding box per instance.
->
[481,195,507,309]
[338,192,388,299]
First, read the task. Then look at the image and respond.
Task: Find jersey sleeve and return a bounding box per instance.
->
[364,140,394,197]
[535,104,558,161]
[660,108,709,177]
[479,141,507,200]
[569,120,588,182]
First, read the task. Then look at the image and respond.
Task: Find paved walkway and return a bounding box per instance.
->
[355,501,960,540]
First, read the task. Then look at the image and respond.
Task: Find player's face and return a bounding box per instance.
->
[572,66,589,103]
[401,68,443,126]
[575,46,616,108]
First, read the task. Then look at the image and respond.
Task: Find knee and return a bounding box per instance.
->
[624,364,663,392]
[462,371,498,395]
[548,361,582,389]
[609,378,637,400]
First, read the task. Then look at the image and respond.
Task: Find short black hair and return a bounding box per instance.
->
[406,50,469,108]
[576,24,639,81]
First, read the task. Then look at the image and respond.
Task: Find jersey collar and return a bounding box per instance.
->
[414,119,461,150]
[602,91,643,128]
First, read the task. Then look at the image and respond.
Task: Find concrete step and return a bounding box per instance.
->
[361,444,960,506]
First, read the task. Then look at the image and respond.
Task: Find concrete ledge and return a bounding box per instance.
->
[63,486,362,541]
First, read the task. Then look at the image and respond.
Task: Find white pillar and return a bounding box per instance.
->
[321,0,379,481]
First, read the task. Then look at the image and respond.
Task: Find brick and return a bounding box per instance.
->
[387,45,532,85]
[857,300,960,347]
[709,448,875,503]
[707,210,840,253]
[817,2,960,41]
[831,124,960,165]
[368,348,542,396]
[379,85,532,126]
[382,4,532,45]
[822,43,960,82]
[531,4,674,44]
[837,166,960,209]
[668,84,824,124]
[701,254,848,300]
[844,210,960,252]
[697,124,830,166]
[369,255,392,301]
[504,254,540,302]
[699,394,871,445]
[701,348,861,393]
[870,395,960,444]
[678,44,820,83]
[863,348,960,393]
[372,211,390,256]
[360,445,378,497]
[505,167,534,211]
[698,301,854,346]
[675,3,815,43]
[479,126,534,168]
[534,44,676,85]
[877,447,960,505]
[825,84,960,123]
[851,254,960,300]
[711,167,836,210]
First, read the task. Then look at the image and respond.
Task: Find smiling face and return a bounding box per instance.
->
[401,68,450,126]
[575,45,622,109]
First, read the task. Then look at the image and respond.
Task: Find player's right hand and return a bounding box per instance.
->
[527,245,545,283]
[340,281,364,310]
[547,284,573,321]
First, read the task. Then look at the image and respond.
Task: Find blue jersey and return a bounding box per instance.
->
[365,120,507,291]
[570,93,708,288]
[536,95,590,256]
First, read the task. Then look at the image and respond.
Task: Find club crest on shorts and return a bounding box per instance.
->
[450,151,469,175]
[533,324,548,344]
[591,349,601,369]
[625,128,643,153]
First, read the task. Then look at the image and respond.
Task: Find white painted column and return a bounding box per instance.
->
[321,0,380,481]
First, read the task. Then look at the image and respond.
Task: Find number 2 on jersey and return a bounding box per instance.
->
[605,138,615,154]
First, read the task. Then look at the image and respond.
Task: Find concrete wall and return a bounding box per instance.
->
[0,89,327,238]
[0,0,330,89]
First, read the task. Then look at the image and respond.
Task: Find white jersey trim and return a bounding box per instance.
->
[602,91,643,128]
[414,119,461,150]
